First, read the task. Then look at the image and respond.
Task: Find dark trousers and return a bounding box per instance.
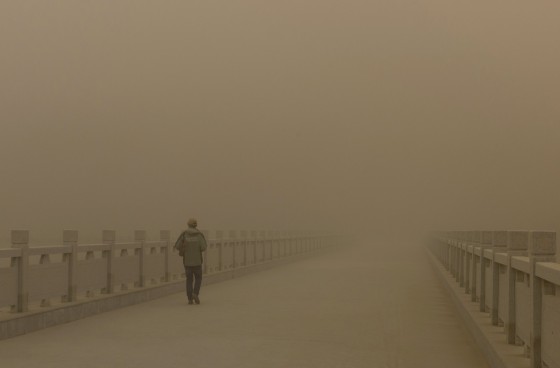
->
[185,265,202,300]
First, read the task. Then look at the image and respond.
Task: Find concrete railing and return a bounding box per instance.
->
[429,231,559,368]
[1,229,337,315]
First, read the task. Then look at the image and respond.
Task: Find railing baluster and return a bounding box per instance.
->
[11,230,29,313]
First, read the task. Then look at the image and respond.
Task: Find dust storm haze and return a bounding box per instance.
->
[1,0,560,245]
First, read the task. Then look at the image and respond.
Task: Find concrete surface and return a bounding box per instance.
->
[0,242,489,368]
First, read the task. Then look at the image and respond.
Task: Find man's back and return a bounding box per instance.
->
[175,228,207,266]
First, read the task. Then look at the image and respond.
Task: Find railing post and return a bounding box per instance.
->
[161,230,171,282]
[491,231,507,326]
[444,237,450,271]
[310,233,314,253]
[215,230,223,271]
[282,231,288,257]
[271,231,277,258]
[229,231,237,269]
[461,231,471,293]
[283,231,287,254]
[465,231,473,295]
[459,232,466,288]
[479,231,493,312]
[505,231,529,344]
[251,231,258,265]
[289,232,294,255]
[102,230,116,294]
[135,230,146,287]
[528,232,556,368]
[449,236,454,276]
[452,233,459,280]
[471,231,482,303]
[276,231,282,257]
[457,232,464,283]
[456,233,463,281]
[259,230,266,262]
[201,230,210,274]
[267,231,274,260]
[288,232,293,256]
[241,230,248,267]
[451,236,455,271]
[275,231,282,257]
[63,230,79,303]
[11,230,29,313]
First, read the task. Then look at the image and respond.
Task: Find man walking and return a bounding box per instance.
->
[174,218,207,305]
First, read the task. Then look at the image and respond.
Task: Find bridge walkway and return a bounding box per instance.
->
[0,242,489,368]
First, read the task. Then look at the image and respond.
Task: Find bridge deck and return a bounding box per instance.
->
[0,242,489,368]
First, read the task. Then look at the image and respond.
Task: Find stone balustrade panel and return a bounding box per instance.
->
[498,264,508,324]
[272,239,280,258]
[233,240,245,268]
[514,269,531,346]
[484,260,493,312]
[221,241,234,270]
[76,248,108,295]
[246,240,256,266]
[113,247,141,290]
[28,255,68,304]
[542,287,560,368]
[168,251,184,279]
[206,241,221,274]
[264,239,272,260]
[143,242,166,283]
[0,262,18,309]
[475,255,482,301]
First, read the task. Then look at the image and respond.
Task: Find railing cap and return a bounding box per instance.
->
[481,231,493,245]
[63,230,79,244]
[160,230,171,241]
[134,230,147,242]
[507,231,529,250]
[102,230,116,244]
[492,231,507,247]
[472,231,482,244]
[11,230,29,247]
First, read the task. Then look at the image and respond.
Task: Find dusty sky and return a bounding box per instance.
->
[1,0,559,244]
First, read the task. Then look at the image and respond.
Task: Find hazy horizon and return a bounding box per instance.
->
[1,1,560,246]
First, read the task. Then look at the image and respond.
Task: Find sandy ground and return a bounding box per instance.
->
[0,242,489,368]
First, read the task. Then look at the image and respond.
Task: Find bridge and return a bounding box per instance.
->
[0,230,558,368]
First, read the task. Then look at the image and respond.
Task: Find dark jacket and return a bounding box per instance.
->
[174,228,207,267]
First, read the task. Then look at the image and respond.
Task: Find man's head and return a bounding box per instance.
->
[187,218,198,228]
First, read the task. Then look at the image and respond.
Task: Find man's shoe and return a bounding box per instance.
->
[188,300,194,305]
[193,294,200,304]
